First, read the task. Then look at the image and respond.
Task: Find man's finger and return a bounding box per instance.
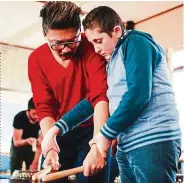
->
[83,165,90,177]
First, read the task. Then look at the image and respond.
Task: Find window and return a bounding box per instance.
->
[1,90,32,153]
[172,49,184,150]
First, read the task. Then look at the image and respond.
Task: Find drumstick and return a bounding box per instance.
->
[42,166,84,182]
[32,166,52,182]
[32,141,37,152]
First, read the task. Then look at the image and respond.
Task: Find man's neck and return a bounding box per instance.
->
[52,53,71,68]
[58,59,71,68]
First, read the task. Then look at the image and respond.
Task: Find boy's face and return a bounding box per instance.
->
[85,27,119,61]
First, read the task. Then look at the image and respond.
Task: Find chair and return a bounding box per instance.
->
[0,154,11,179]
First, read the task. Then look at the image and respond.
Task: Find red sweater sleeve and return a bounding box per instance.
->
[28,52,58,121]
[84,42,109,107]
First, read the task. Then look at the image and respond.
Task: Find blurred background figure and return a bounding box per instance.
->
[10,97,41,174]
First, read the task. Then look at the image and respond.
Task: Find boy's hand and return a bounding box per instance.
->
[89,133,112,158]
[83,144,106,176]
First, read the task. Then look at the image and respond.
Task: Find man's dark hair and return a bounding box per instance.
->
[83,6,125,37]
[40,1,82,35]
[28,97,35,110]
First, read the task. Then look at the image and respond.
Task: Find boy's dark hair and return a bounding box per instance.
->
[28,97,35,110]
[40,1,82,35]
[83,6,125,37]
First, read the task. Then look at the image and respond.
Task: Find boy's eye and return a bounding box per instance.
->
[95,39,102,43]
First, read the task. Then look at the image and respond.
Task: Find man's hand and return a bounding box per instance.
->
[89,133,112,158]
[41,127,60,157]
[27,137,37,146]
[83,144,106,176]
[43,150,60,171]
[29,162,38,171]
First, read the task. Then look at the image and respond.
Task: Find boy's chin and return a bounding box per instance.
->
[104,55,111,61]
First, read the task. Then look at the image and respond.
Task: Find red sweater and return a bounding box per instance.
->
[28,35,108,126]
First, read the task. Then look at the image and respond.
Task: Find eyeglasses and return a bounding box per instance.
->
[49,32,81,51]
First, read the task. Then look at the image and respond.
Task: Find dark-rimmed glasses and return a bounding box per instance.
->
[49,32,81,51]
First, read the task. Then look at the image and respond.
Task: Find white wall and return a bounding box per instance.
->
[0,45,32,93]
[135,6,183,50]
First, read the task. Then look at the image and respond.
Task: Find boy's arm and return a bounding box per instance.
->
[54,99,94,134]
[101,34,158,140]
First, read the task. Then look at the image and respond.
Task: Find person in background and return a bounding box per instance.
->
[42,5,181,183]
[10,97,40,174]
[28,1,117,182]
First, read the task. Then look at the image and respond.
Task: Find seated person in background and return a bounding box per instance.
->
[10,98,40,174]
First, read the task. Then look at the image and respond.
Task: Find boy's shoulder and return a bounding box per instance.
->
[123,30,152,44]
[117,30,155,52]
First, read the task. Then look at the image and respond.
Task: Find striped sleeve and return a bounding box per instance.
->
[54,99,94,135]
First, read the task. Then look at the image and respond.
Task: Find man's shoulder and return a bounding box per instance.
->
[29,43,49,58]
[13,111,27,127]
[15,110,27,119]
[28,43,51,68]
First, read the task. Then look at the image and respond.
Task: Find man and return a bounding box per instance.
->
[28,1,109,183]
[43,5,181,183]
[10,98,40,174]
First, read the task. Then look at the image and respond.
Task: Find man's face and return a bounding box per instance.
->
[45,27,81,61]
[29,109,38,124]
[85,27,118,61]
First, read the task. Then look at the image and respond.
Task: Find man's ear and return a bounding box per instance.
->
[113,26,122,39]
[43,31,47,40]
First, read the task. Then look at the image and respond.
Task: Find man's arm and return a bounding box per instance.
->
[28,52,60,170]
[93,101,109,136]
[28,53,58,136]
[13,128,26,147]
[85,45,109,135]
[13,128,36,147]
[40,117,56,137]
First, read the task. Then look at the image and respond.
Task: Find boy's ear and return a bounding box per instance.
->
[113,26,122,39]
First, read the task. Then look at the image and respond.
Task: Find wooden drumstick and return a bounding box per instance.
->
[42,166,84,182]
[32,141,37,152]
[32,166,52,182]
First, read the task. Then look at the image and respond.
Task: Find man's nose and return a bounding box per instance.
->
[62,45,71,53]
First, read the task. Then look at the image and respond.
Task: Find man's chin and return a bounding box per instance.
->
[60,55,73,60]
[30,120,38,124]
